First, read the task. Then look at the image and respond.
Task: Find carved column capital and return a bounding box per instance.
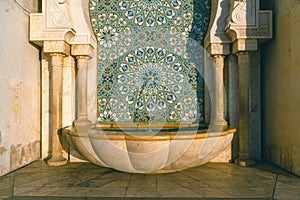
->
[208,43,231,57]
[49,53,65,68]
[204,0,231,56]
[213,54,226,59]
[71,44,94,58]
[226,0,272,53]
[236,51,252,66]
[236,51,251,57]
[213,55,226,68]
[76,55,90,60]
[233,39,258,54]
[76,56,90,69]
[44,41,71,56]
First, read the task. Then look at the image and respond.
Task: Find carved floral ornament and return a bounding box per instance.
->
[29,0,272,56]
[46,0,72,28]
[226,0,272,42]
[229,0,249,26]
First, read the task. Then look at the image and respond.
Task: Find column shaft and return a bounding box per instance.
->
[212,55,227,127]
[75,56,90,123]
[47,53,67,166]
[236,52,255,166]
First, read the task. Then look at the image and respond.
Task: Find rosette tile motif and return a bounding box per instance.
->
[90,0,211,123]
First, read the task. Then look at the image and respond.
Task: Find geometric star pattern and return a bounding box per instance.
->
[90,0,211,123]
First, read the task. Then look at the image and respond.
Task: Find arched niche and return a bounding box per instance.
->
[29,0,272,170]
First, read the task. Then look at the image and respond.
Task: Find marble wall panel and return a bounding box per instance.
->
[0,0,41,176]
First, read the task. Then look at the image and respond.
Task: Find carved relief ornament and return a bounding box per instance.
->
[225,0,272,53]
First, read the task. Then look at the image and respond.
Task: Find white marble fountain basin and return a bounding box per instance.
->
[64,125,235,174]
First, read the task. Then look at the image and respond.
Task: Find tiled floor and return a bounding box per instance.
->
[0,161,299,200]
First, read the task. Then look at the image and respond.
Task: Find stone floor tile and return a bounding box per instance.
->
[1,161,300,199]
[155,172,195,181]
[129,174,156,187]
[0,187,13,197]
[252,161,298,177]
[14,186,56,196]
[222,187,274,198]
[181,171,224,181]
[157,187,201,198]
[125,187,156,197]
[13,173,61,186]
[13,187,40,196]
[44,187,90,197]
[15,186,126,198]
[46,179,90,188]
[188,187,235,198]
[128,179,156,188]
[66,162,102,169]
[83,179,117,188]
[97,171,131,180]
[3,197,87,200]
[251,170,278,179]
[14,178,61,188]
[156,179,180,188]
[274,188,300,199]
[98,179,130,188]
[86,187,127,197]
[276,174,300,189]
[203,177,275,189]
[235,171,276,181]
[172,180,210,188]
[0,175,13,189]
[247,179,277,189]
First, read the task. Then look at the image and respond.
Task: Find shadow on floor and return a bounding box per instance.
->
[250,160,299,178]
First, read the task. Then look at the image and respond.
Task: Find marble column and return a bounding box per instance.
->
[47,53,68,166]
[75,56,90,125]
[212,55,228,128]
[235,52,255,167]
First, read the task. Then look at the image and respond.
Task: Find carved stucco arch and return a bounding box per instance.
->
[30,0,272,59]
[30,0,236,58]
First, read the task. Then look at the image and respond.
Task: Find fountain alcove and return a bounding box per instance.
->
[62,0,235,174]
[28,0,251,173]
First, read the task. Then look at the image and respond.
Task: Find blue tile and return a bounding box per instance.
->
[90,0,211,124]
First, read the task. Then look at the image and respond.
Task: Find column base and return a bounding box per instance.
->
[74,118,93,136]
[74,117,91,126]
[212,120,228,126]
[46,157,68,166]
[235,157,255,167]
[211,120,228,131]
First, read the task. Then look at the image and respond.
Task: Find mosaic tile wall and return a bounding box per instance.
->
[90,0,211,124]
